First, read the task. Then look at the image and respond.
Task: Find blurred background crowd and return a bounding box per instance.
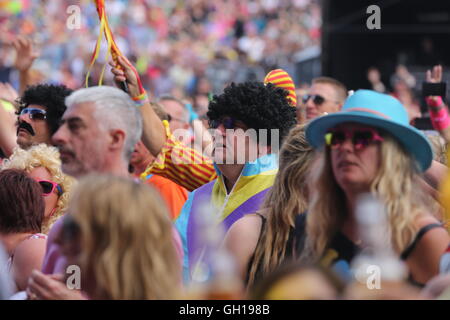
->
[1,0,450,302]
[0,0,320,98]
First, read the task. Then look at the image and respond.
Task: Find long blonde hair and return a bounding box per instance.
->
[302,132,426,262]
[1,144,75,233]
[247,124,315,286]
[69,174,181,300]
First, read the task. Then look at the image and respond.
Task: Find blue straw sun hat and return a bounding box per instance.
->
[305,89,433,171]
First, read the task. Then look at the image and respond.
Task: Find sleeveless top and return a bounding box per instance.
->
[246,213,306,285]
[247,213,444,287]
[6,233,48,271]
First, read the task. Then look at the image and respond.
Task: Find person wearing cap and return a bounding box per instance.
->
[301,89,450,286]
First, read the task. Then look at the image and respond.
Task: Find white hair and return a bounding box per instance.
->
[65,86,142,161]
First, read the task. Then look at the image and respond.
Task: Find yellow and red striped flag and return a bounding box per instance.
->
[264,69,297,107]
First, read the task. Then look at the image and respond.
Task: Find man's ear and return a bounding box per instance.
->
[109,129,126,151]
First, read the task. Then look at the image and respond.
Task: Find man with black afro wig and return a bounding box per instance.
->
[15,84,72,151]
[175,74,297,282]
[207,81,296,147]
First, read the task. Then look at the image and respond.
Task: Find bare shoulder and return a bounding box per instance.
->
[415,214,442,228]
[409,213,450,260]
[13,236,47,263]
[407,213,450,283]
[414,213,449,243]
[227,213,264,236]
[224,213,265,279]
[12,237,47,291]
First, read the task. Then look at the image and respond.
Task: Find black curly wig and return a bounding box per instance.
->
[17,84,73,134]
[207,82,296,146]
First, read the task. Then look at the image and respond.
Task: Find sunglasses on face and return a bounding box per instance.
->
[325,127,384,150]
[209,118,238,130]
[20,108,47,121]
[37,180,63,197]
[302,94,326,105]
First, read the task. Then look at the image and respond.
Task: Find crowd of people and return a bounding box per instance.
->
[1,0,450,301]
[0,0,320,99]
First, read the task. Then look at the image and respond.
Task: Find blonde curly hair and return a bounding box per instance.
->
[1,144,76,233]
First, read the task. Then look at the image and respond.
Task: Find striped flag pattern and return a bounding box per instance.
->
[264,69,297,107]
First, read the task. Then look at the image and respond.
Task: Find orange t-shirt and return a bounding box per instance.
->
[142,173,188,220]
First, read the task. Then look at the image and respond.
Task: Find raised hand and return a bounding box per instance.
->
[12,36,39,72]
[109,56,142,97]
[426,65,442,84]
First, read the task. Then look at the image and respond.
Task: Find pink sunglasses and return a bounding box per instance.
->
[325,127,384,150]
[36,180,63,197]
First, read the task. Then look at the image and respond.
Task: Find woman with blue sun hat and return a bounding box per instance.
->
[301,89,450,286]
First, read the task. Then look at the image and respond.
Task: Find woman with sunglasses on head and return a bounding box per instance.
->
[301,89,450,286]
[0,169,47,293]
[1,143,75,234]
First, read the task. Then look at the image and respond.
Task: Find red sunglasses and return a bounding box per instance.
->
[325,127,384,150]
[37,180,63,197]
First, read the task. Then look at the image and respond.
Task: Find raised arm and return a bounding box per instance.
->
[12,36,40,95]
[110,56,217,191]
[110,56,166,156]
[0,96,18,158]
[425,65,450,142]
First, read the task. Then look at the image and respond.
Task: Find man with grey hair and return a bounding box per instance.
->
[26,86,144,300]
[52,86,142,178]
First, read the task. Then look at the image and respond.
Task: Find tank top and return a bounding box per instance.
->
[247,213,443,287]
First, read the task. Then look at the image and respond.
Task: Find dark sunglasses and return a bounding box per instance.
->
[302,94,326,105]
[37,180,63,197]
[209,118,237,130]
[325,128,384,150]
[20,108,47,121]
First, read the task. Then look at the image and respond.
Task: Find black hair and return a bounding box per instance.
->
[207,82,296,146]
[17,84,73,134]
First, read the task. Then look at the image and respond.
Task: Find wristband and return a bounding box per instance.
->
[132,91,149,108]
[429,105,450,131]
[425,96,444,109]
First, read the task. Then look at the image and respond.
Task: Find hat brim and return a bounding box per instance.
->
[305,112,433,172]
